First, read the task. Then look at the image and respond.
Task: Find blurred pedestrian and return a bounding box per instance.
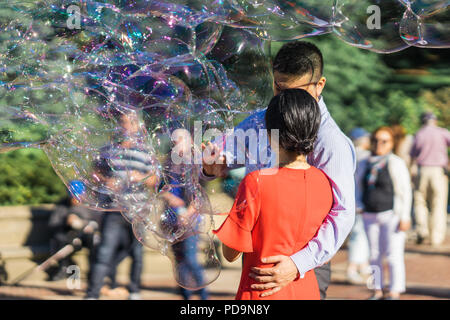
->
[346,128,371,284]
[85,110,157,300]
[391,124,414,169]
[172,235,209,300]
[47,190,100,281]
[410,112,450,246]
[356,126,412,300]
[167,128,209,300]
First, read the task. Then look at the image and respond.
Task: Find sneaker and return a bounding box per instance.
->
[128,293,141,300]
[360,265,373,276]
[368,294,383,300]
[347,270,364,284]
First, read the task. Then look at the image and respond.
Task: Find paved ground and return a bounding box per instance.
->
[0,228,448,300]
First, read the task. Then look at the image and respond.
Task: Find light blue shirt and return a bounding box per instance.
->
[203,97,356,276]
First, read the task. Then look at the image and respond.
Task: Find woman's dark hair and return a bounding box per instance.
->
[265,89,321,155]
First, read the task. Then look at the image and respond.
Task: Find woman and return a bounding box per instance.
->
[356,126,412,300]
[214,89,333,299]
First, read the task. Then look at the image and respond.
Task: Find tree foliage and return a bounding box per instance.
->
[0,9,448,205]
[0,149,67,205]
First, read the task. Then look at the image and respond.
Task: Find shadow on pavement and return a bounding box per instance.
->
[405,248,450,257]
[0,283,80,299]
[140,284,234,298]
[405,286,450,299]
[0,294,37,300]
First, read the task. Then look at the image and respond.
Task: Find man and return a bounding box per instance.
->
[410,111,450,246]
[85,110,157,300]
[202,41,356,299]
[48,191,100,281]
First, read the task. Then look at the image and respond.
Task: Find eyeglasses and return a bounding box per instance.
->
[373,138,392,145]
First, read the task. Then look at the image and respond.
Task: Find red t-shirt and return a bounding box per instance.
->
[214,166,333,300]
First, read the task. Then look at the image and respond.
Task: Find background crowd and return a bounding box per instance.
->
[346,111,449,299]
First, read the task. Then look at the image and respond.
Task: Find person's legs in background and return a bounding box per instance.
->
[413,168,431,243]
[127,225,143,300]
[172,240,192,300]
[429,167,448,246]
[363,212,384,300]
[347,213,370,283]
[377,211,405,299]
[108,246,129,290]
[184,235,209,300]
[85,212,123,299]
[172,235,209,300]
[386,228,406,298]
[83,232,99,284]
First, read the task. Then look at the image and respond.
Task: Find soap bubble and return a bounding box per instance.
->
[132,213,171,254]
[400,5,450,48]
[334,0,410,53]
[225,0,332,40]
[208,28,273,111]
[398,0,449,16]
[1,0,449,290]
[169,233,221,290]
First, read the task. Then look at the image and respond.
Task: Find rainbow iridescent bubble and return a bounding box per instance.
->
[1,0,449,290]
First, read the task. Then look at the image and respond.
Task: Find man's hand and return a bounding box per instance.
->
[249,255,299,298]
[201,142,228,178]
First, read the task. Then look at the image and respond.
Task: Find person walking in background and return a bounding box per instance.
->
[346,128,371,284]
[85,110,157,300]
[410,112,450,246]
[167,128,209,300]
[172,236,209,300]
[356,126,412,300]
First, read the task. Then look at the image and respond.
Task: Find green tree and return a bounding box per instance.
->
[0,149,67,205]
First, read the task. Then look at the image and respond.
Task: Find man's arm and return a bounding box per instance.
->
[293,133,356,271]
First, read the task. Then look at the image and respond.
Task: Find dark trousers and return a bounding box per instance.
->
[314,262,331,300]
[86,212,143,298]
[172,235,208,300]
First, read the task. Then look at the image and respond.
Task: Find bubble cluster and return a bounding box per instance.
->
[0,0,448,289]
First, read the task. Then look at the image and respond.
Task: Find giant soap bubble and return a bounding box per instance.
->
[1,0,449,290]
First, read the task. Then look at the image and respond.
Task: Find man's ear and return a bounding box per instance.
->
[272,79,280,96]
[316,76,326,97]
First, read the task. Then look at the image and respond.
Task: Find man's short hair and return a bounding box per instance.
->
[273,41,324,82]
[421,111,436,124]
